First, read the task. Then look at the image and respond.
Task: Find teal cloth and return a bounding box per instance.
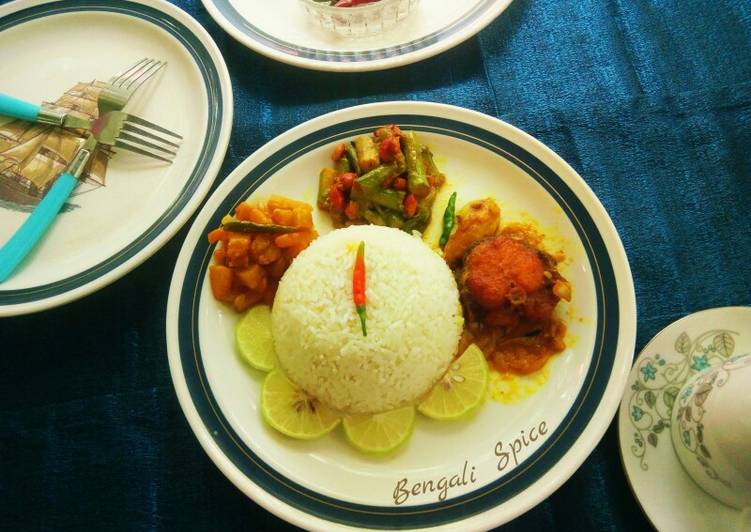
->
[2,0,751,529]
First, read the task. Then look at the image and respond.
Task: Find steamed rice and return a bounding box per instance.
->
[272,225,463,414]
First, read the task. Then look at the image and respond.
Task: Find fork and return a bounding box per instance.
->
[3,57,169,160]
[24,58,165,126]
[95,58,166,115]
[92,111,181,163]
[96,58,174,161]
[0,92,181,162]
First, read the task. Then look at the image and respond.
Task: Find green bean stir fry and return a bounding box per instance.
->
[317,125,446,233]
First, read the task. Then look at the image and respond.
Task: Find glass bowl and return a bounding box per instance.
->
[298,0,420,38]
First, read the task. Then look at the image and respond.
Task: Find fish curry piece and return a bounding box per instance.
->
[446,198,572,375]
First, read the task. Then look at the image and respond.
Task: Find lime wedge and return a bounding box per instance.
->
[261,370,341,439]
[235,305,275,372]
[418,344,489,420]
[342,406,415,454]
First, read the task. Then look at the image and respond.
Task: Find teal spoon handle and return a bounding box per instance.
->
[0,92,65,126]
[0,92,41,121]
[0,137,95,282]
[0,172,78,282]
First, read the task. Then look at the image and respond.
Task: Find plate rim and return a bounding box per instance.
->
[0,0,233,317]
[200,0,513,72]
[617,305,749,532]
[166,101,636,530]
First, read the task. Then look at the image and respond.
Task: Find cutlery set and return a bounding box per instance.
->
[0,58,180,282]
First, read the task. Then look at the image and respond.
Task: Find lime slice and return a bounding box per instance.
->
[418,344,489,420]
[235,305,275,371]
[261,370,341,439]
[342,406,415,454]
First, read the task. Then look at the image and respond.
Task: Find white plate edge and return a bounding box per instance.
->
[200,0,513,72]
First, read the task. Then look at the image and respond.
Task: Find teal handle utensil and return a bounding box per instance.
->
[0,92,67,126]
[0,137,95,282]
[0,91,180,162]
[0,173,77,282]
[0,92,41,122]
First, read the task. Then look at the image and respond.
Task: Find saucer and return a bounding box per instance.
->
[618,306,751,531]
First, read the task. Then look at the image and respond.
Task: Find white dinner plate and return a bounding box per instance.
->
[166,101,636,530]
[618,306,751,531]
[201,0,513,72]
[0,0,232,316]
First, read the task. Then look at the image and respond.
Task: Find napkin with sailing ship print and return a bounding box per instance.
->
[0,81,111,212]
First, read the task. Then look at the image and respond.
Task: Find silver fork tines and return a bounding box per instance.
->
[96,58,167,116]
[124,113,183,140]
[121,122,181,148]
[113,114,182,164]
[114,139,175,164]
[119,131,175,155]
[108,58,150,85]
[108,58,166,92]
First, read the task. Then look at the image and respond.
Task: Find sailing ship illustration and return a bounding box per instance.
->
[0,81,111,211]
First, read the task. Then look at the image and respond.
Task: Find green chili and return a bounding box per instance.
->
[334,156,351,174]
[439,192,457,248]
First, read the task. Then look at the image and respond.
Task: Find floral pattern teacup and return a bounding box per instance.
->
[671,353,751,510]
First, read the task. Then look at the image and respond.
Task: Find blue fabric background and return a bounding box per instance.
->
[2,0,750,529]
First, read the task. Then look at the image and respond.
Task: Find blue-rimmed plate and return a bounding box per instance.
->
[0,0,232,316]
[202,0,512,72]
[166,102,636,530]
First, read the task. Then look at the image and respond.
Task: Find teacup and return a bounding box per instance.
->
[671,353,751,511]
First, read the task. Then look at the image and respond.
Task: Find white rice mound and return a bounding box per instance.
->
[272,225,463,414]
